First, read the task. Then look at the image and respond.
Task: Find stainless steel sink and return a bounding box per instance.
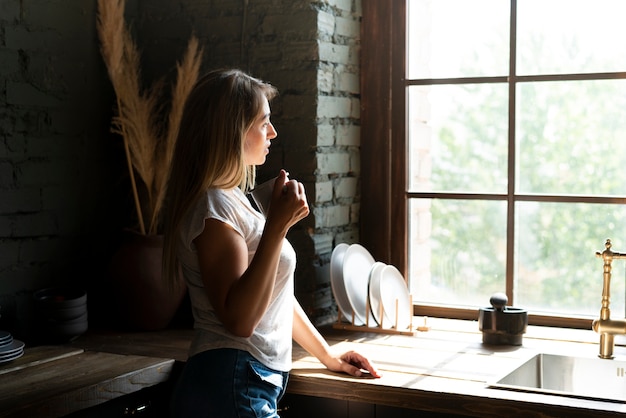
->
[490,353,626,403]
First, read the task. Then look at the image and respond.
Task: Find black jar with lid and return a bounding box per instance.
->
[478,292,527,346]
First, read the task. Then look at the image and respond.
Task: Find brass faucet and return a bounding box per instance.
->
[592,238,626,359]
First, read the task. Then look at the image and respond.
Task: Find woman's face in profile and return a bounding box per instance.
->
[243,97,278,166]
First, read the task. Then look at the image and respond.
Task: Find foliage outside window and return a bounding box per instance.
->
[406,0,626,323]
[361,0,626,326]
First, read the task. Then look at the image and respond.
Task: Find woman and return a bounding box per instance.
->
[163,69,380,417]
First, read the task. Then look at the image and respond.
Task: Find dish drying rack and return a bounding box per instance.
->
[332,294,428,336]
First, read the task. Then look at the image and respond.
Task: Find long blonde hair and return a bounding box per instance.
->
[162,69,278,287]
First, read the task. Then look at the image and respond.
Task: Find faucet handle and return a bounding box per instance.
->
[596,238,626,261]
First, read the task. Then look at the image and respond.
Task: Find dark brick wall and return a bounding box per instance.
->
[0,0,362,337]
[0,0,127,336]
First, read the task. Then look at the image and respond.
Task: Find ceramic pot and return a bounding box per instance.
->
[107,229,186,331]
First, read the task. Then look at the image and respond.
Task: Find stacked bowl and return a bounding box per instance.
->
[33,287,88,343]
[0,330,24,364]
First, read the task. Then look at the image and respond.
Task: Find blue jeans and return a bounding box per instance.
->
[170,348,289,418]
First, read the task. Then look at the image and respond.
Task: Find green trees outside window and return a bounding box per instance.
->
[406,0,626,317]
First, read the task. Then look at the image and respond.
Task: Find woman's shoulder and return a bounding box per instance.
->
[203,187,240,207]
[199,187,254,218]
[201,187,262,238]
[182,188,249,244]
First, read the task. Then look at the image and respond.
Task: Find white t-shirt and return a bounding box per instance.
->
[177,187,296,372]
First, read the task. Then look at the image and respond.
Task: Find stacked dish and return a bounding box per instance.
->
[0,330,24,364]
[330,244,411,330]
[33,287,88,343]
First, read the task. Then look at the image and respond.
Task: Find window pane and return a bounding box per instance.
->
[408,84,508,194]
[409,198,507,307]
[402,0,626,323]
[407,0,509,79]
[518,0,626,75]
[516,79,626,196]
[515,202,626,316]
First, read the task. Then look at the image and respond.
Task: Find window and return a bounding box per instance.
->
[361,0,626,327]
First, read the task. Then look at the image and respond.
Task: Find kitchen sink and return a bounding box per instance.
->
[490,353,626,403]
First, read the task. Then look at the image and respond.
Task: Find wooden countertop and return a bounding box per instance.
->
[0,345,174,418]
[289,319,626,417]
[2,318,625,417]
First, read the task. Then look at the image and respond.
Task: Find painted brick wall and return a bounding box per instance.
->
[0,0,362,335]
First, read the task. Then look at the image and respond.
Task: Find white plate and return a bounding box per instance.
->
[0,348,23,361]
[0,339,24,358]
[342,244,377,326]
[0,347,23,364]
[330,243,352,322]
[368,262,388,327]
[377,265,411,330]
[0,331,12,347]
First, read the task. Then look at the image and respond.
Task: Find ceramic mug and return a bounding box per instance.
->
[250,176,277,217]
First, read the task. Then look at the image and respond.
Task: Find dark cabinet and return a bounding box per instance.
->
[63,381,173,418]
[280,393,468,418]
[64,383,470,417]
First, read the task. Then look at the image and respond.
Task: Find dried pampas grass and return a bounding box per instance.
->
[97,0,203,235]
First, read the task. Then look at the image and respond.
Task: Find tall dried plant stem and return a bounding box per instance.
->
[98,0,146,233]
[148,36,202,233]
[117,96,146,235]
[97,0,202,235]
